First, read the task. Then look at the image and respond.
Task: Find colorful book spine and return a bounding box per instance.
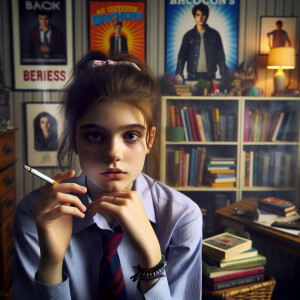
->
[206,274,264,291]
[244,107,249,141]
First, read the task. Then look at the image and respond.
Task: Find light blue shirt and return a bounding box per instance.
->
[13,173,202,299]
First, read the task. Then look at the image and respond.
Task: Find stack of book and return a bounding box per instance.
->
[173,84,192,96]
[258,197,298,217]
[202,232,266,291]
[204,157,236,187]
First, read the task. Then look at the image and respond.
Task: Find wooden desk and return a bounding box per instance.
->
[214,197,300,257]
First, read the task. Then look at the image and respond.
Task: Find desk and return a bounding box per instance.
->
[214,197,300,257]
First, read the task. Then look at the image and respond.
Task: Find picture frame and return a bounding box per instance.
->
[24,102,63,167]
[165,0,239,80]
[11,0,74,90]
[259,16,297,55]
[88,0,146,62]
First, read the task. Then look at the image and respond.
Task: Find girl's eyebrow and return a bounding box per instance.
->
[79,123,146,132]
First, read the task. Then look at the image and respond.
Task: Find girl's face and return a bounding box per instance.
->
[40,116,51,132]
[75,101,155,192]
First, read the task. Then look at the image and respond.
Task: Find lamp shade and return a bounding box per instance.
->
[267,47,295,69]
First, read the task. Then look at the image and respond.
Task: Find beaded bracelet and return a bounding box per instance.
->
[130,255,167,282]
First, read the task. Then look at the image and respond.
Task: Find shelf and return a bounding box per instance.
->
[160,96,300,204]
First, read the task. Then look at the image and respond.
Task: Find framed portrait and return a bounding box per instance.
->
[88,0,146,62]
[165,0,239,80]
[24,102,63,167]
[11,0,74,90]
[259,17,297,55]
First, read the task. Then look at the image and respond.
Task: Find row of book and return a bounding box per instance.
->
[203,232,266,291]
[165,149,237,188]
[244,107,297,142]
[167,104,236,142]
[166,147,206,187]
[244,150,295,188]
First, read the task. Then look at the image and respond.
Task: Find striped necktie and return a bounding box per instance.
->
[99,226,127,300]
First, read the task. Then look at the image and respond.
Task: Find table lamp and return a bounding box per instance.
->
[267,47,295,91]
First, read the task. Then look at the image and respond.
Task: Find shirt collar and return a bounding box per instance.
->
[72,172,156,234]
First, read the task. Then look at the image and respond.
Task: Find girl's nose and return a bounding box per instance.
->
[103,139,122,162]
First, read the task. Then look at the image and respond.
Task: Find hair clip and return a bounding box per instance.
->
[88,60,141,71]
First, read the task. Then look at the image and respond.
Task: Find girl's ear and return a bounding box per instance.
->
[146,126,156,154]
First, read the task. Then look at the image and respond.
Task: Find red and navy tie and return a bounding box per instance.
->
[99,226,127,300]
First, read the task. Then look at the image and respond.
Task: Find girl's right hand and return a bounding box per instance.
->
[33,170,87,284]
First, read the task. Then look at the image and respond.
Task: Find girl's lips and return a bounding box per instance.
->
[100,172,126,180]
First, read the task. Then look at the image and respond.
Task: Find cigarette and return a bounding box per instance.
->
[23,165,58,185]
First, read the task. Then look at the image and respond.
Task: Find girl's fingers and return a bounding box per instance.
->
[46,204,86,219]
[52,170,76,183]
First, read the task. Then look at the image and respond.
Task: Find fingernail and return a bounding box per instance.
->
[81,186,87,192]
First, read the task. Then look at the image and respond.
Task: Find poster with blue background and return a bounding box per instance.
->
[166,0,239,80]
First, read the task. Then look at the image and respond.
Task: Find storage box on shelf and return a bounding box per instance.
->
[0,129,17,300]
[160,96,300,236]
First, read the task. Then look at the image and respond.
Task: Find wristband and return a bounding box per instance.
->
[130,255,167,282]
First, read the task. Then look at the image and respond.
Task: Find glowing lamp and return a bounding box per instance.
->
[267,47,295,91]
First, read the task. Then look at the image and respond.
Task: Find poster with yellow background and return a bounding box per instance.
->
[89,1,146,62]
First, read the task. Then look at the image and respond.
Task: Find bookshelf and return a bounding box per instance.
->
[160,96,300,236]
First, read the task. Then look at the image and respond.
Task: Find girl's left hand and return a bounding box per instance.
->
[87,190,161,269]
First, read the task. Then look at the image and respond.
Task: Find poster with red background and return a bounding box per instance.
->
[89,1,146,62]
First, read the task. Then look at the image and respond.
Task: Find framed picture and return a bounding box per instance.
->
[88,0,146,62]
[24,102,63,167]
[11,0,74,90]
[259,17,297,55]
[165,1,239,80]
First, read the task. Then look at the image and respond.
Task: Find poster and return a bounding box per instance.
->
[24,102,63,167]
[12,0,74,90]
[165,0,239,80]
[259,17,297,55]
[88,0,146,62]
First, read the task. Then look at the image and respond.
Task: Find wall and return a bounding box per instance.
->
[0,0,300,203]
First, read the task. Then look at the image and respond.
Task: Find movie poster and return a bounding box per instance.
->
[89,1,146,62]
[12,0,74,90]
[165,0,239,80]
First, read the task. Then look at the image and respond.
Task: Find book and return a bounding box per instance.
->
[203,254,267,274]
[207,266,264,282]
[204,273,264,291]
[271,112,284,141]
[227,115,236,141]
[180,108,189,141]
[244,107,249,141]
[220,115,227,141]
[258,197,296,213]
[204,177,236,184]
[204,248,259,266]
[202,232,252,260]
[196,113,206,141]
[188,106,198,141]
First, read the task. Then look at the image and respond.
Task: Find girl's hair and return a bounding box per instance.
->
[57,51,159,178]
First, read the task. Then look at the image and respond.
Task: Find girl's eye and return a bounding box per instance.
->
[86,132,103,142]
[123,132,139,141]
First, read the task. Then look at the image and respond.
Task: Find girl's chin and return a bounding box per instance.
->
[98,181,132,192]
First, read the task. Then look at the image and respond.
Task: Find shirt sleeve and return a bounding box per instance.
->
[33,273,71,300]
[144,204,203,300]
[13,192,72,300]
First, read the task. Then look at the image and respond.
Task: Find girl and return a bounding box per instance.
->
[13,51,202,299]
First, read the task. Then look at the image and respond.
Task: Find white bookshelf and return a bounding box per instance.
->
[160,96,300,207]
